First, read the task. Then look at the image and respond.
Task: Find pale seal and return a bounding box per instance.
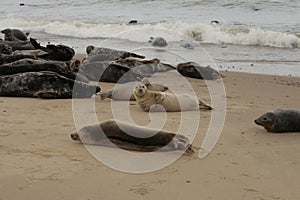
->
[99,77,168,101]
[255,109,300,133]
[133,83,212,112]
[70,119,194,153]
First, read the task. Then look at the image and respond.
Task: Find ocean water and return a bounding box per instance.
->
[0,0,299,76]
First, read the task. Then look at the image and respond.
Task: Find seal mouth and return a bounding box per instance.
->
[254,119,262,125]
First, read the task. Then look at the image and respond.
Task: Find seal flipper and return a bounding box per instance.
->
[198,99,213,110]
[99,91,113,100]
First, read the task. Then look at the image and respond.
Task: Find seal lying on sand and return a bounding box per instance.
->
[254,109,300,133]
[0,54,36,65]
[177,62,223,80]
[99,78,168,101]
[86,46,144,58]
[0,40,35,51]
[0,71,100,98]
[70,119,194,153]
[134,83,212,112]
[1,28,29,42]
[30,38,75,61]
[0,63,89,83]
[0,43,13,54]
[115,57,175,73]
[79,61,141,83]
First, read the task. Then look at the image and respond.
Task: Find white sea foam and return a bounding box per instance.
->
[0,17,299,48]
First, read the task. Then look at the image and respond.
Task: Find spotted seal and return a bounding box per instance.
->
[255,109,300,133]
[70,119,194,153]
[0,71,100,98]
[133,83,212,112]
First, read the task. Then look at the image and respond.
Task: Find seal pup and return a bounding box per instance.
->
[133,83,212,112]
[177,62,223,80]
[99,78,168,101]
[254,109,300,133]
[0,71,100,98]
[149,37,168,47]
[70,119,194,153]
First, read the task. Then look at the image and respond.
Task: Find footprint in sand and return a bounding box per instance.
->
[130,180,167,196]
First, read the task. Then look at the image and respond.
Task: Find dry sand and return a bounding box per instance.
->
[1,58,300,199]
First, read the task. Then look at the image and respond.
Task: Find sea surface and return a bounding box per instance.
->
[0,0,299,76]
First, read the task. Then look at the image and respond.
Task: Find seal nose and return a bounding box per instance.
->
[70,133,79,141]
[164,86,168,91]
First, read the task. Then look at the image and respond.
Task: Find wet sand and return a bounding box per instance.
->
[1,57,300,199]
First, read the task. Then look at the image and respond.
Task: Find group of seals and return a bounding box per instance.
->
[255,109,300,133]
[133,83,212,112]
[71,119,194,153]
[0,28,100,99]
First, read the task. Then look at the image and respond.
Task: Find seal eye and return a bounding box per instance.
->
[262,117,267,121]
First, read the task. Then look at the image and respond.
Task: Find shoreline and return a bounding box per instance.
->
[1,68,300,199]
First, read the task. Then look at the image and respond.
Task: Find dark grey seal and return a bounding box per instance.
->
[86,46,145,59]
[0,43,13,54]
[177,62,223,80]
[149,37,168,47]
[70,119,194,153]
[0,71,100,98]
[1,28,29,42]
[255,109,300,133]
[0,63,89,83]
[30,38,75,61]
[79,61,140,83]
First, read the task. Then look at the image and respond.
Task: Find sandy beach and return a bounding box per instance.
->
[1,57,300,199]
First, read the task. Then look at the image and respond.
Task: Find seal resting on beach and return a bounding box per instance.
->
[0,63,89,83]
[149,37,168,47]
[86,46,145,59]
[254,109,300,133]
[70,119,194,153]
[0,71,100,98]
[133,83,212,112]
[0,43,13,54]
[79,61,142,83]
[30,38,75,61]
[1,28,29,42]
[177,62,223,80]
[99,78,168,101]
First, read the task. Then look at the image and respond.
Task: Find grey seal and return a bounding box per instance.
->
[177,62,223,80]
[71,119,194,153]
[255,109,300,133]
[149,37,168,47]
[0,71,100,98]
